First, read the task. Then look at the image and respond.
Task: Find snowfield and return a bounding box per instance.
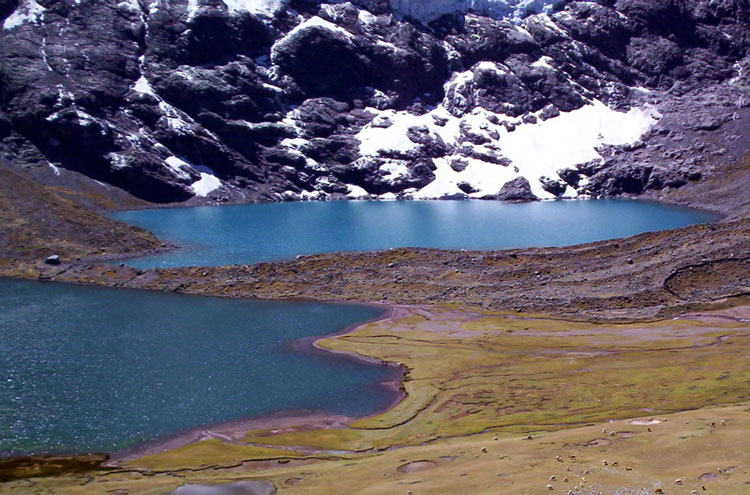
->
[356,99,660,200]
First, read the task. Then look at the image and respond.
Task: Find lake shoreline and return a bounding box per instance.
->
[85,196,728,270]
[105,302,407,466]
[0,299,406,478]
[106,199,722,269]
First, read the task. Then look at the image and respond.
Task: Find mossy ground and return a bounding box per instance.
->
[5,304,749,494]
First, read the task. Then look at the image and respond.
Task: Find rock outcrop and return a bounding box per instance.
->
[0,0,747,203]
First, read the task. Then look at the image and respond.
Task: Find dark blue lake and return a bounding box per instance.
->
[112,199,720,269]
[0,279,387,456]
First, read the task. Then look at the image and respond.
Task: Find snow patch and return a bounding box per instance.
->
[272,16,354,61]
[133,76,157,96]
[221,0,284,16]
[158,101,194,134]
[495,100,660,197]
[525,12,569,37]
[356,95,659,200]
[132,73,220,140]
[531,55,555,70]
[358,9,378,25]
[358,110,421,156]
[191,169,222,196]
[346,184,370,198]
[186,0,200,22]
[729,61,745,87]
[41,36,53,71]
[388,0,565,25]
[165,156,193,180]
[288,16,353,40]
[165,158,221,197]
[3,0,44,30]
[379,161,409,181]
[116,0,141,12]
[107,152,130,169]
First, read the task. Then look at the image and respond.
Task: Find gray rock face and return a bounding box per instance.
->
[488,176,536,201]
[0,0,747,203]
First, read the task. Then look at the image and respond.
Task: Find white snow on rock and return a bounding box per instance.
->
[221,0,284,16]
[191,173,222,197]
[159,102,195,133]
[356,93,659,200]
[186,0,200,21]
[107,152,131,169]
[191,165,222,197]
[357,9,378,25]
[346,184,370,198]
[132,75,205,136]
[389,0,564,25]
[3,0,44,30]
[271,16,354,62]
[164,156,193,180]
[164,157,222,197]
[495,100,659,198]
[524,12,570,38]
[531,55,555,70]
[133,76,157,96]
[379,161,410,182]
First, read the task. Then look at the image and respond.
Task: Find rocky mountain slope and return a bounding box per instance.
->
[0,163,161,262]
[0,0,748,204]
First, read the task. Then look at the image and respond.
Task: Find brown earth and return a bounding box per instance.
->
[0,164,163,262]
[0,454,109,482]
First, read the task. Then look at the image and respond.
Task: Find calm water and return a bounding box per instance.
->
[0,279,387,456]
[112,199,721,269]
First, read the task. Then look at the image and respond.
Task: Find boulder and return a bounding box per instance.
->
[490,177,537,202]
[540,176,568,196]
[557,168,582,187]
[457,181,478,194]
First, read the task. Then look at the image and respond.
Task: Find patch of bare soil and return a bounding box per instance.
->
[398,460,438,473]
[0,164,163,262]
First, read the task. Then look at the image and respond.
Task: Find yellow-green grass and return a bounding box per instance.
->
[12,404,750,494]
[130,440,309,472]
[131,306,749,467]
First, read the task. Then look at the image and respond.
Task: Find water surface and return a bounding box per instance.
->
[0,279,387,456]
[112,199,720,269]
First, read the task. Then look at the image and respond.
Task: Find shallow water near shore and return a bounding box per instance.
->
[112,199,720,269]
[0,279,389,457]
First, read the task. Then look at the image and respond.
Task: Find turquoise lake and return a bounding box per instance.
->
[0,279,388,456]
[112,199,721,269]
